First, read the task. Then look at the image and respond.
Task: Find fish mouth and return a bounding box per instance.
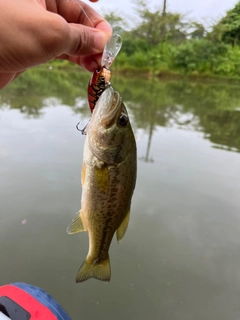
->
[92,86,122,127]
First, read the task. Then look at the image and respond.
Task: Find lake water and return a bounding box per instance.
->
[0,68,240,320]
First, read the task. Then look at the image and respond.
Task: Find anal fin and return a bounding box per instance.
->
[116,209,130,243]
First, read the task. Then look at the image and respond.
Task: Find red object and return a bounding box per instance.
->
[0,285,57,320]
[87,66,111,113]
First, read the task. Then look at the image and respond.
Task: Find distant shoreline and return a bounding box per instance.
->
[44,62,240,85]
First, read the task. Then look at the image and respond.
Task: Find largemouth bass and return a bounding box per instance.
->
[67,86,137,283]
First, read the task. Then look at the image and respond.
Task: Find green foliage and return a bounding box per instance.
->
[121,34,149,56]
[107,0,240,79]
[211,1,240,46]
[190,22,206,39]
[23,0,240,80]
[102,11,128,34]
[173,39,228,73]
[214,46,240,75]
[132,0,188,45]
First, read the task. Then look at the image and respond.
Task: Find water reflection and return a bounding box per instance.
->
[1,68,240,320]
[0,68,90,118]
[1,68,240,152]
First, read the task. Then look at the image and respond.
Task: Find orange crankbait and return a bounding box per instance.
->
[87,67,111,113]
[87,34,122,113]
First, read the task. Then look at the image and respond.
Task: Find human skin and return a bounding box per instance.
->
[0,0,112,89]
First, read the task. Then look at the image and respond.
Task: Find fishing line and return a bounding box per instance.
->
[65,0,102,134]
[66,0,94,134]
[67,0,94,28]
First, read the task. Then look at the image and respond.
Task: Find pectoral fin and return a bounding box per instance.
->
[66,212,86,234]
[116,209,130,243]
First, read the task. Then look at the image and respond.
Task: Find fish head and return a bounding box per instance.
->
[87,86,136,165]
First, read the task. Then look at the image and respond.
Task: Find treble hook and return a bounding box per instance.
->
[76,121,89,135]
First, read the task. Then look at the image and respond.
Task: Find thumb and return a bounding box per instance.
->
[63,23,109,57]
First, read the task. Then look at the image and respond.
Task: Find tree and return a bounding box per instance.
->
[132,0,188,45]
[190,22,206,39]
[162,0,167,16]
[211,1,240,46]
[102,11,128,34]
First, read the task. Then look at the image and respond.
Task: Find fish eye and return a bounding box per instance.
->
[118,113,129,127]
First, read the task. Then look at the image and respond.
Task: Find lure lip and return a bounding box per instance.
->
[101,34,122,69]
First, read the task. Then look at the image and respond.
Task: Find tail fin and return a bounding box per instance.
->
[76,257,111,283]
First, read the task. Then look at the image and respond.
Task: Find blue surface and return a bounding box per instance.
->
[12,283,71,320]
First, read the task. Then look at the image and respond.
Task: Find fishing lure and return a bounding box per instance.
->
[87,34,122,113]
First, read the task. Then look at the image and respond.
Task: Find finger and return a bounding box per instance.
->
[12,70,25,81]
[74,54,101,72]
[0,73,16,89]
[62,0,112,37]
[94,19,112,38]
[80,54,102,71]
[27,10,108,67]
[46,0,109,30]
[46,0,112,42]
[65,23,109,56]
[64,56,98,72]
[57,52,102,72]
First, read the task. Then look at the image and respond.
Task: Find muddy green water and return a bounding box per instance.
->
[0,68,240,320]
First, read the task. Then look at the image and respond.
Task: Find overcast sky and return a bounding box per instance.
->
[86,0,238,24]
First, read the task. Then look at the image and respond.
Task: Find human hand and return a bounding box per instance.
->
[0,0,112,88]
